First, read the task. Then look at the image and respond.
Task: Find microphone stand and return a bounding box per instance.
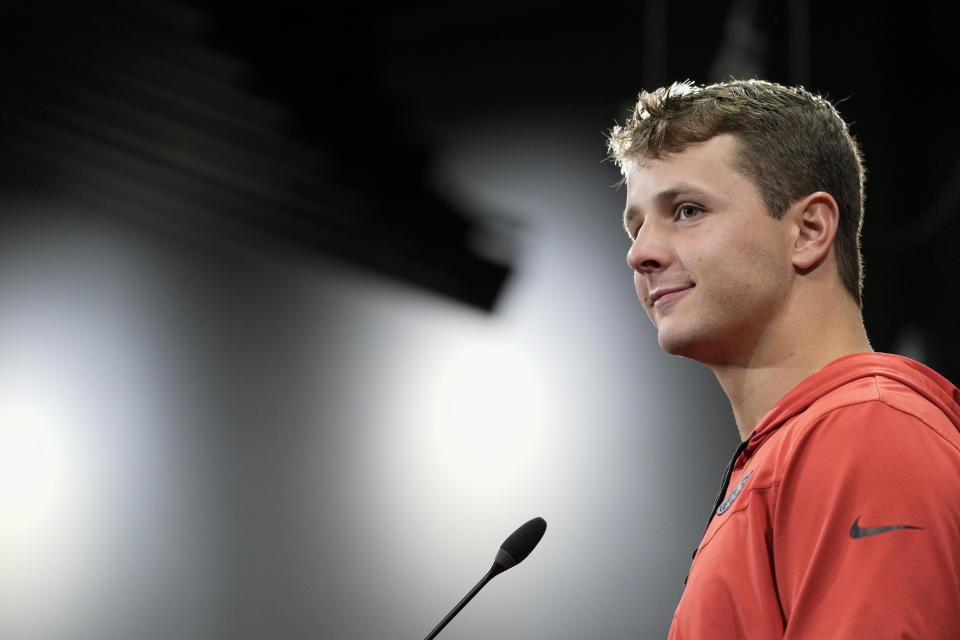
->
[424,564,503,640]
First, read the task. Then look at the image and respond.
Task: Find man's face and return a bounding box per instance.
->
[623,134,795,364]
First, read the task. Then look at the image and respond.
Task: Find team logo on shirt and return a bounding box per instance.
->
[716,469,753,515]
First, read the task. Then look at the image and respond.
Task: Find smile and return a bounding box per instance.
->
[651,285,693,308]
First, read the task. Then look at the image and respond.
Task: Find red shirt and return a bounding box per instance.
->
[669,353,960,639]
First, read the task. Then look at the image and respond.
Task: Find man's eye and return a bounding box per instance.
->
[676,204,703,220]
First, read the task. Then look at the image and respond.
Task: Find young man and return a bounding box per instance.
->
[608,80,960,638]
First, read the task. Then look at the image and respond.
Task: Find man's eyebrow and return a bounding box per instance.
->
[623,184,711,232]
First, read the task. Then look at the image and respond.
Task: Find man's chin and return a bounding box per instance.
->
[657,331,694,357]
[657,329,711,361]
[659,328,739,366]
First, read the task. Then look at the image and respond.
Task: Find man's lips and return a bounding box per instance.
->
[650,284,694,307]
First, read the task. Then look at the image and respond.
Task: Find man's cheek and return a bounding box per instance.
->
[634,273,647,299]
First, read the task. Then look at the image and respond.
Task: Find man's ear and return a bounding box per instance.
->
[791,192,839,270]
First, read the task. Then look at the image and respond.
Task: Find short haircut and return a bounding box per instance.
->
[607,79,866,308]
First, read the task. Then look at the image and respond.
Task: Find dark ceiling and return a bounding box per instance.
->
[2,0,959,376]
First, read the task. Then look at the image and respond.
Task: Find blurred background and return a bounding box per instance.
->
[1,1,957,638]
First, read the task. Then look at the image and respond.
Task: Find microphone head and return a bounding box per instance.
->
[493,517,547,572]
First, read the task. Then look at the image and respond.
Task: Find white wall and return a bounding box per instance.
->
[0,110,738,639]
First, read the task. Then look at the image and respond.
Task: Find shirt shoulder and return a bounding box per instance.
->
[780,372,960,457]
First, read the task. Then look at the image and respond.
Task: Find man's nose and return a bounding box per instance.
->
[626,222,669,273]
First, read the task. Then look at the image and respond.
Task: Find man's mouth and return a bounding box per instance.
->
[650,284,694,307]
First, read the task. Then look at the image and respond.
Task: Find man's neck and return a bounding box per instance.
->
[708,297,872,441]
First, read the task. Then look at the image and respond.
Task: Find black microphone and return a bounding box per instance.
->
[424,516,547,640]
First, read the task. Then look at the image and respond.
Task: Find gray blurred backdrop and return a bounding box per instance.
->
[1,1,957,638]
